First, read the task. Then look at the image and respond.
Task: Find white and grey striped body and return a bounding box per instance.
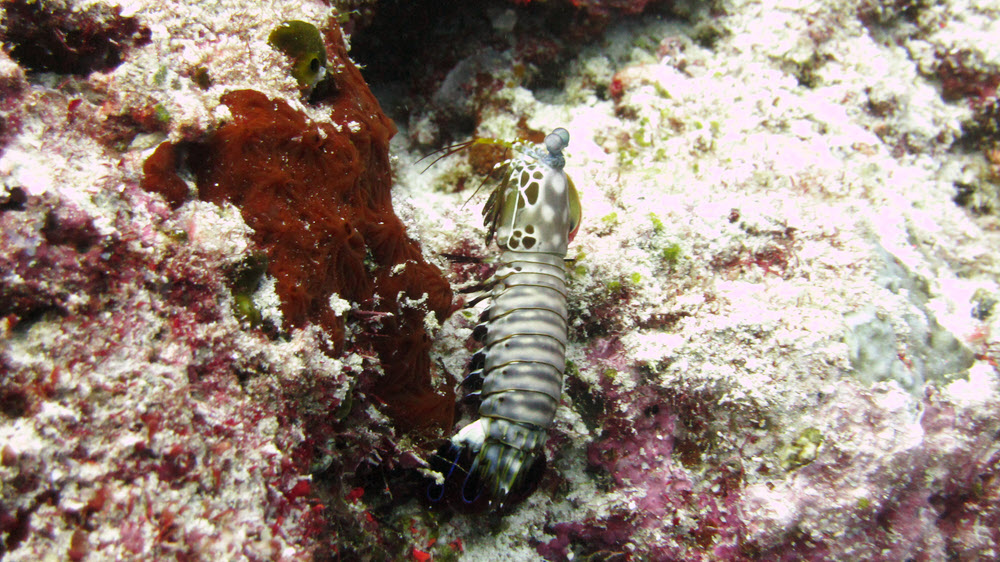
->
[429,128,580,510]
[479,250,568,430]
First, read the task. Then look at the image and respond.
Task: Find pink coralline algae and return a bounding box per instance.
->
[535,360,1000,560]
[0,6,449,561]
[2,190,323,558]
[540,374,753,561]
[936,50,1000,106]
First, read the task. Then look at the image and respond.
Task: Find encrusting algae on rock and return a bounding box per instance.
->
[0,3,462,559]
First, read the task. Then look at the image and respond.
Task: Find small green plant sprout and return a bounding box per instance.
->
[233,293,262,326]
[595,211,619,236]
[335,9,362,25]
[268,20,328,90]
[617,142,639,167]
[605,270,642,295]
[645,213,683,266]
[661,242,682,266]
[153,65,168,87]
[635,120,654,148]
[565,360,580,378]
[778,427,824,470]
[228,253,269,328]
[153,103,171,124]
[648,213,665,233]
[567,249,588,278]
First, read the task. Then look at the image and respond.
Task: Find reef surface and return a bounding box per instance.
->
[1,0,999,560]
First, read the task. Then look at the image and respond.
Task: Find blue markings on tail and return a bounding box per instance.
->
[426,442,487,509]
[424,439,547,514]
[426,443,461,503]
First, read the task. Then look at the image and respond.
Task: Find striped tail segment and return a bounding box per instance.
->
[426,419,548,512]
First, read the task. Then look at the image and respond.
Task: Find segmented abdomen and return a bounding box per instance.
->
[479,251,567,431]
[447,251,567,508]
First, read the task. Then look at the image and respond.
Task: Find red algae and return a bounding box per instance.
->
[140,142,188,209]
[1,0,151,75]
[141,23,454,434]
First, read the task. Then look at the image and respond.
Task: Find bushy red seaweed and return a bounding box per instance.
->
[141,23,454,435]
